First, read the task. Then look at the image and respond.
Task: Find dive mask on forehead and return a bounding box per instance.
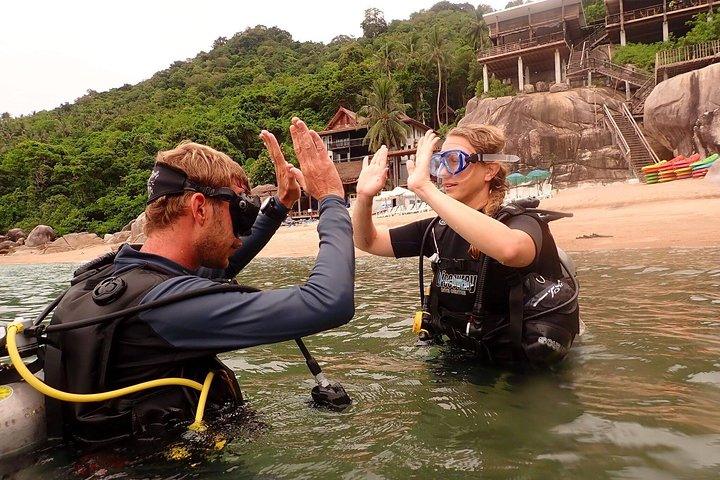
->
[147,163,260,238]
[429,150,520,177]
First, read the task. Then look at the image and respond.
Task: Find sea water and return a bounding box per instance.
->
[1,248,719,479]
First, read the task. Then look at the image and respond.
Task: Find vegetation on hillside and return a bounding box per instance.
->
[0,3,492,235]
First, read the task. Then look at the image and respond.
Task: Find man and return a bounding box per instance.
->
[47,118,354,445]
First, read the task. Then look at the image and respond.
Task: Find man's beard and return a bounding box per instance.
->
[196,222,231,269]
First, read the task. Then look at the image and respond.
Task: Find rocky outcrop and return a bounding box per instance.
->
[461,87,629,184]
[644,63,720,157]
[104,231,131,244]
[128,213,147,244]
[693,108,720,158]
[44,233,104,253]
[6,228,25,242]
[25,225,56,247]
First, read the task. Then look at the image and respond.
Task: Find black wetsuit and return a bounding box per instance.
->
[49,195,355,444]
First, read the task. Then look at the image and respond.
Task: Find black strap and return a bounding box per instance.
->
[508,281,525,361]
[43,344,65,440]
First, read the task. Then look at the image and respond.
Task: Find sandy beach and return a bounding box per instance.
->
[1,179,718,266]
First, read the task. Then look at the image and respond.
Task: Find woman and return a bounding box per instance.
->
[352,125,579,367]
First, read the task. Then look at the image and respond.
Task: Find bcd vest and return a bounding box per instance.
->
[422,203,580,367]
[45,257,243,446]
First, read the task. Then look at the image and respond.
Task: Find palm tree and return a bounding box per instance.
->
[468,7,491,52]
[358,77,411,152]
[426,26,447,128]
[374,42,396,77]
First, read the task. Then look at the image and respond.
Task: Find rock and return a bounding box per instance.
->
[44,233,104,253]
[693,108,720,158]
[460,87,629,185]
[0,240,15,255]
[104,231,131,244]
[549,83,570,93]
[644,63,720,156]
[16,237,25,246]
[6,228,26,242]
[129,213,147,244]
[535,81,549,92]
[523,84,535,94]
[121,219,134,232]
[0,235,6,243]
[25,225,56,248]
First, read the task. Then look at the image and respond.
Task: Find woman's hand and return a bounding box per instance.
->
[355,145,389,199]
[259,129,301,208]
[406,130,440,197]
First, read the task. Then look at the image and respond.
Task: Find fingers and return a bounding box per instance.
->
[309,131,327,158]
[290,168,307,190]
[259,130,285,168]
[362,155,369,168]
[406,159,415,175]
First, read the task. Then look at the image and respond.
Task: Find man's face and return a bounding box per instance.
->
[196,184,244,269]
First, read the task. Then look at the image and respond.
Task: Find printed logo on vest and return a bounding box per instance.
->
[436,270,477,295]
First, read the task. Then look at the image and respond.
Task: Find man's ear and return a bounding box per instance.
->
[189,193,209,226]
[484,162,501,181]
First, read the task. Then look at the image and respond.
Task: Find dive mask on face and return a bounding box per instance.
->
[429,150,521,177]
[147,163,260,238]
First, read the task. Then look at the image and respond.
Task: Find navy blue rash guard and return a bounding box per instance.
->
[113,195,354,352]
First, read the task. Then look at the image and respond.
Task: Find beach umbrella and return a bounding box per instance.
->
[525,169,550,183]
[507,172,526,186]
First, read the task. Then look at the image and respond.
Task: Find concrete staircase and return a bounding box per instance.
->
[603,104,659,180]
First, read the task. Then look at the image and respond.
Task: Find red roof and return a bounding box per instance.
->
[319,107,432,136]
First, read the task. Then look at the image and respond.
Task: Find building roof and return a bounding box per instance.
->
[319,107,432,136]
[484,0,583,24]
[250,184,277,197]
[335,160,364,184]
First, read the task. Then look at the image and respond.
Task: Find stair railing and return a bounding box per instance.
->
[621,103,660,164]
[603,104,630,160]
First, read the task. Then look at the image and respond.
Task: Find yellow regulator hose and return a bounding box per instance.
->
[5,322,215,430]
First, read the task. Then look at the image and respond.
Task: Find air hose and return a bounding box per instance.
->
[4,322,214,431]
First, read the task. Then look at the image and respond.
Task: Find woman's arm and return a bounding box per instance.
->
[407,131,536,268]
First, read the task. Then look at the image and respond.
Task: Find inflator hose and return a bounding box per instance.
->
[4,322,215,430]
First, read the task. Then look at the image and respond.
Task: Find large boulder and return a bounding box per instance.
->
[461,87,629,185]
[104,231,131,244]
[44,233,104,253]
[128,212,147,244]
[0,240,15,255]
[25,225,56,248]
[693,108,720,158]
[644,63,720,157]
[6,228,25,242]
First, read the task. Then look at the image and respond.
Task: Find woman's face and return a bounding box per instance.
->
[438,135,499,206]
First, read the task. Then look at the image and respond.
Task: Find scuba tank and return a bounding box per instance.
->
[0,319,47,458]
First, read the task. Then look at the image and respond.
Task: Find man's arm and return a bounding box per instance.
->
[139,195,354,350]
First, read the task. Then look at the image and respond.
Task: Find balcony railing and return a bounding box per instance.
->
[478,31,567,59]
[328,137,368,150]
[655,39,720,68]
[606,0,715,25]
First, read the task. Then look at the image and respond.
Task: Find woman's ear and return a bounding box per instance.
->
[484,162,501,181]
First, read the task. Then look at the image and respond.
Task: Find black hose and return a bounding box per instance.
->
[295,338,322,377]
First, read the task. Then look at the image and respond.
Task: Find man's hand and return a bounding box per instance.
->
[289,117,344,201]
[407,130,441,196]
[356,145,389,199]
[259,129,301,208]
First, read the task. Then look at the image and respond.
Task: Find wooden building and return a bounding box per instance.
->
[318,107,432,199]
[478,0,587,92]
[605,0,719,45]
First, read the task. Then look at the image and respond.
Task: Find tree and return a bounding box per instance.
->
[358,77,410,152]
[468,6,491,52]
[426,26,447,127]
[361,8,388,39]
[505,0,527,8]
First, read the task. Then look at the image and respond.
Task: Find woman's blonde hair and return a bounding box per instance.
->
[447,124,509,259]
[145,141,250,235]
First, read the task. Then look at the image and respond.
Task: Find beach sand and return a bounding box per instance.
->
[1,179,718,266]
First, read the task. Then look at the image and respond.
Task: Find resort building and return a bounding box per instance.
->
[478,0,588,92]
[318,107,432,198]
[605,0,720,45]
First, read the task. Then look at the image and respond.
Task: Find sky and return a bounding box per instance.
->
[1,0,509,117]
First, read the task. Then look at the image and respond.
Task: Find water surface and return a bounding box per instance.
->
[1,248,719,479]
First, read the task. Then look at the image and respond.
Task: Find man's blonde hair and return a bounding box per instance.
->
[145,141,250,235]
